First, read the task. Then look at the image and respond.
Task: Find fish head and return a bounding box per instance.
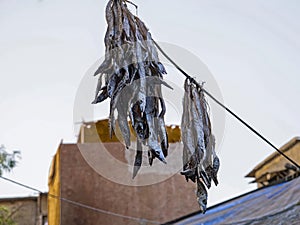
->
[213,156,220,173]
[134,120,149,140]
[197,192,207,214]
[196,181,208,214]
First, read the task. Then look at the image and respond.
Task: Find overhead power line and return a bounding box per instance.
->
[153,39,300,170]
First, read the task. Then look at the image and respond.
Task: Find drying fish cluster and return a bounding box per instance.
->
[93,0,221,212]
[92,0,171,178]
[181,79,220,213]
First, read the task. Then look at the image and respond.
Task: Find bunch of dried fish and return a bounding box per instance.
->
[92,0,170,178]
[181,78,220,213]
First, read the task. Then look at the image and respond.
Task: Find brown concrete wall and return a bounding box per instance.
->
[0,198,37,225]
[39,193,48,216]
[60,143,199,225]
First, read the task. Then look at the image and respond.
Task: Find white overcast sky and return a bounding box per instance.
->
[1,0,300,207]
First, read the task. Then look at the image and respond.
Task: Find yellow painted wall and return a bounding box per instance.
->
[48,145,61,225]
[77,119,181,144]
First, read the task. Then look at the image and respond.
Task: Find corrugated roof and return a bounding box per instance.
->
[165,176,300,225]
[245,137,300,177]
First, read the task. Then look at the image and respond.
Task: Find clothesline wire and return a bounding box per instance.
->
[152,39,300,170]
[0,176,160,225]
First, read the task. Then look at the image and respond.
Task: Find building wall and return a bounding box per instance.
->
[254,141,300,186]
[0,198,37,225]
[54,143,199,225]
[38,193,48,225]
[0,194,48,225]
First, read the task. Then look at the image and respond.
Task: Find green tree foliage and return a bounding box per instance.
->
[0,145,20,176]
[0,145,20,224]
[0,206,16,225]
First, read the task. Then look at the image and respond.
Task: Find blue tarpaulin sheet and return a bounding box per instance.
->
[171,177,300,225]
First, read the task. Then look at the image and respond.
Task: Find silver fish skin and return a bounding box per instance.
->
[212,141,220,186]
[108,73,128,137]
[115,0,123,40]
[94,0,114,77]
[136,67,146,114]
[157,62,167,75]
[151,82,169,157]
[130,101,148,141]
[181,80,197,181]
[181,149,190,182]
[181,81,189,180]
[109,98,116,138]
[196,178,208,214]
[94,57,113,76]
[145,97,166,164]
[104,0,114,47]
[183,83,195,155]
[185,82,196,158]
[204,134,219,186]
[92,86,109,104]
[134,20,147,113]
[181,79,189,145]
[199,90,211,147]
[157,117,168,157]
[122,10,131,39]
[116,91,131,148]
[190,86,206,164]
[189,85,211,188]
[202,134,215,187]
[109,84,126,137]
[148,149,154,166]
[129,80,149,142]
[203,134,214,168]
[94,74,104,100]
[132,139,143,179]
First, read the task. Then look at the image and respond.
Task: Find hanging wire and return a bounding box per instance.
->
[0,176,160,225]
[152,39,300,170]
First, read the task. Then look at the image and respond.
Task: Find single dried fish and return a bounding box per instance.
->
[92,86,109,104]
[145,97,166,164]
[132,139,143,179]
[190,85,211,188]
[196,177,208,214]
[116,90,131,148]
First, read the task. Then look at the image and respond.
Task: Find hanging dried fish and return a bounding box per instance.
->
[181,78,220,213]
[94,0,220,211]
[93,0,170,177]
[196,176,208,214]
[133,139,143,179]
[181,79,197,182]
